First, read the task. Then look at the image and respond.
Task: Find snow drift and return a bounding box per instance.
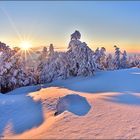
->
[54,94,91,116]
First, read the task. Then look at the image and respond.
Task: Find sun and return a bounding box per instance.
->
[19,41,32,50]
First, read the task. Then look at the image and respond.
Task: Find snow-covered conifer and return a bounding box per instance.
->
[0,43,35,93]
[67,31,96,76]
[93,47,106,70]
[38,51,70,83]
[130,54,140,68]
[48,44,54,56]
[38,46,48,62]
[71,30,81,41]
[37,31,96,84]
[114,45,121,69]
[120,50,128,69]
[106,54,114,70]
[99,47,106,70]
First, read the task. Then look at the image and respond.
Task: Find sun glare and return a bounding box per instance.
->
[20,41,32,50]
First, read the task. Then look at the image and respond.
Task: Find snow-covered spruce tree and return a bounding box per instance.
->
[38,46,48,62]
[114,45,121,69]
[129,54,140,68]
[48,43,54,56]
[137,55,140,68]
[67,30,96,76]
[37,31,97,84]
[134,55,140,68]
[0,42,35,93]
[37,46,49,83]
[37,44,70,84]
[120,50,128,69]
[93,48,100,70]
[93,47,106,70]
[99,47,106,70]
[106,53,114,70]
[71,30,81,40]
[0,42,11,52]
[137,61,140,68]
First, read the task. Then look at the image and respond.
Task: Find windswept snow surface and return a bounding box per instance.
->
[1,68,140,139]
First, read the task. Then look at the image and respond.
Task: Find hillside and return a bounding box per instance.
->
[1,68,140,139]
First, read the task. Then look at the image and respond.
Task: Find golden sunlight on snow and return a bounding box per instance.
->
[4,87,140,139]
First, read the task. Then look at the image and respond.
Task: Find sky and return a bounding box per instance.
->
[0,1,140,53]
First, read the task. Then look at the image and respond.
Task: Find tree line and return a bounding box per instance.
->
[0,31,140,93]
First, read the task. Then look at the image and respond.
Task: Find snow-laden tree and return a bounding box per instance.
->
[70,30,81,41]
[0,42,10,51]
[93,47,106,70]
[129,54,140,68]
[42,46,48,57]
[106,54,114,70]
[93,48,100,70]
[0,42,36,93]
[99,47,106,70]
[37,42,71,84]
[37,47,48,83]
[136,55,140,68]
[48,44,54,56]
[67,31,96,76]
[26,67,37,85]
[38,46,48,62]
[1,31,140,93]
[38,51,70,84]
[37,31,97,84]
[37,44,60,83]
[120,50,128,69]
[137,61,140,68]
[114,45,121,69]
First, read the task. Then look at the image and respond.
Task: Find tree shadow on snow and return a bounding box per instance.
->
[0,96,44,135]
[102,92,140,106]
[48,68,140,106]
[49,69,140,94]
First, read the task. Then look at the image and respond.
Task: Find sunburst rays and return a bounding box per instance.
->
[0,6,38,67]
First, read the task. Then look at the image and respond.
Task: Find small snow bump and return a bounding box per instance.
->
[54,94,91,116]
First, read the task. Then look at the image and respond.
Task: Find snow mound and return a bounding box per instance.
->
[54,94,91,116]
